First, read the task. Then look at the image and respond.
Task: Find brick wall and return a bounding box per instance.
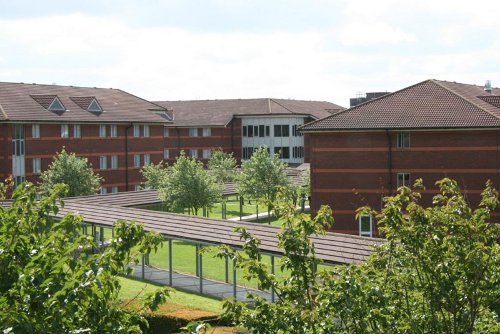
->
[308,129,500,235]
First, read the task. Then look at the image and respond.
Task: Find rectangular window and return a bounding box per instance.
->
[292,124,303,137]
[100,187,108,195]
[73,124,81,138]
[247,125,253,137]
[111,155,118,169]
[397,131,410,149]
[111,186,118,193]
[32,158,41,174]
[202,128,211,137]
[134,185,141,191]
[189,128,198,137]
[110,125,117,138]
[254,126,258,137]
[359,215,373,237]
[259,125,265,137]
[99,124,106,138]
[61,124,69,138]
[32,124,40,139]
[266,126,270,136]
[274,125,289,137]
[134,154,141,168]
[242,147,253,160]
[242,126,247,137]
[143,125,150,137]
[163,127,169,137]
[397,173,411,188]
[189,149,198,158]
[133,124,140,137]
[202,149,211,159]
[164,149,170,159]
[99,156,107,170]
[292,146,304,158]
[143,153,151,166]
[274,147,290,159]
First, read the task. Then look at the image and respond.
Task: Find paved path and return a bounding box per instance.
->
[128,263,273,302]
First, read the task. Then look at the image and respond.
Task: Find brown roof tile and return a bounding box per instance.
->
[301,79,500,131]
[0,82,171,123]
[154,98,344,127]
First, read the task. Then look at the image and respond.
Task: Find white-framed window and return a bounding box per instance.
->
[143,153,151,165]
[100,187,108,195]
[202,128,211,137]
[202,149,211,159]
[397,173,411,188]
[143,125,150,137]
[134,185,141,191]
[189,149,198,158]
[73,124,81,138]
[133,124,140,137]
[99,124,106,138]
[164,149,170,159]
[111,186,118,193]
[32,124,40,139]
[274,124,289,137]
[397,131,410,149]
[134,154,141,168]
[61,124,69,138]
[32,158,41,174]
[99,156,107,170]
[189,128,198,137]
[163,127,169,137]
[111,155,118,169]
[359,214,373,237]
[110,124,117,138]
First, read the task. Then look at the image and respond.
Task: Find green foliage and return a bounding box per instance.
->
[235,146,289,215]
[218,179,500,333]
[207,148,237,184]
[0,181,167,333]
[39,147,102,197]
[158,151,222,215]
[141,161,169,190]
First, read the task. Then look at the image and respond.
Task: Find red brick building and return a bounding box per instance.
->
[301,79,500,236]
[0,82,171,192]
[154,98,343,164]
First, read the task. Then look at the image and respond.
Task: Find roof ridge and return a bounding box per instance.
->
[431,79,500,120]
[269,98,295,114]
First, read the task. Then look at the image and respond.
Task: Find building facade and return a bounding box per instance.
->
[154,98,343,165]
[0,82,171,192]
[301,79,500,236]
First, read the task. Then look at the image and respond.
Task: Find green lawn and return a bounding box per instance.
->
[118,276,223,313]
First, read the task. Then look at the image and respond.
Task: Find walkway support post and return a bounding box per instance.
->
[195,244,200,277]
[232,256,237,299]
[225,255,229,283]
[99,226,104,242]
[239,196,243,221]
[168,238,173,287]
[271,255,275,302]
[199,246,203,294]
[141,254,145,280]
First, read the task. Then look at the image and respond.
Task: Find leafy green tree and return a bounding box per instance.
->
[235,146,289,218]
[0,181,167,334]
[159,151,221,215]
[207,148,237,184]
[218,179,500,333]
[141,161,168,190]
[39,148,102,197]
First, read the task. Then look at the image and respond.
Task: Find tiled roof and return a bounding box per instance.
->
[0,82,171,123]
[301,79,500,131]
[153,98,344,127]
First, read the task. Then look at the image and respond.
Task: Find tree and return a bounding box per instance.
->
[235,146,289,218]
[159,151,221,215]
[207,148,237,184]
[39,148,102,197]
[217,179,500,333]
[141,161,168,190]
[0,180,167,334]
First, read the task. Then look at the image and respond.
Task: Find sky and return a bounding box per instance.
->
[0,0,499,107]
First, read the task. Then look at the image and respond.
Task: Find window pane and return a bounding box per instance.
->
[274,125,281,137]
[282,125,289,137]
[143,125,150,137]
[259,125,264,137]
[247,126,253,137]
[242,126,247,137]
[133,125,140,137]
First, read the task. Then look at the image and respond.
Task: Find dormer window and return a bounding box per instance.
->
[48,97,66,112]
[87,98,102,112]
[69,96,103,113]
[31,94,67,112]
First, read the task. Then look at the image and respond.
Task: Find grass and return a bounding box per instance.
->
[119,276,223,313]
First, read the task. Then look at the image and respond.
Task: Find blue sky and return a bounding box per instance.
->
[1,0,499,106]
